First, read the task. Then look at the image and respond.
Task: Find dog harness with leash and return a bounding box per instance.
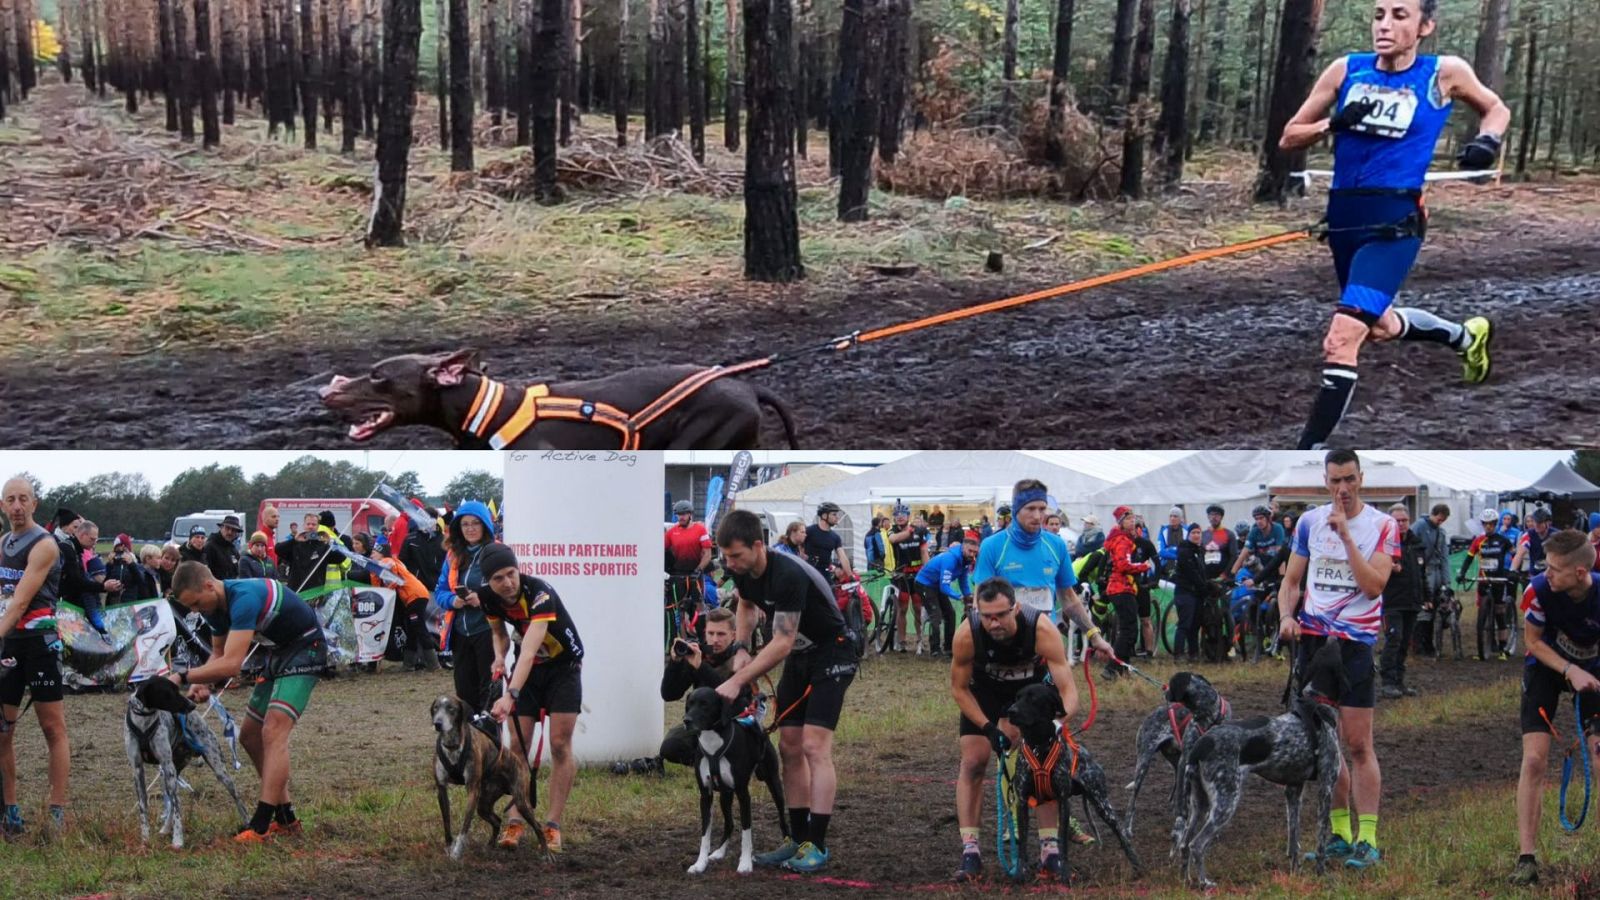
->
[1019,730,1080,807]
[994,748,1024,881]
[1165,696,1232,752]
[460,359,776,450]
[1539,695,1594,833]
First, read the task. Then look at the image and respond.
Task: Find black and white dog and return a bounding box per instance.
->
[682,686,788,875]
[1124,671,1232,838]
[125,676,248,849]
[1004,683,1145,884]
[1172,640,1350,888]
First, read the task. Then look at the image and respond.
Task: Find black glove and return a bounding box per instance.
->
[982,720,1010,756]
[1330,98,1379,133]
[1457,133,1501,170]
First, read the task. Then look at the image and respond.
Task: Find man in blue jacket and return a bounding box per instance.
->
[915,535,977,657]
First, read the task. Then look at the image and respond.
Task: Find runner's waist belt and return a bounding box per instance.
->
[264,626,329,678]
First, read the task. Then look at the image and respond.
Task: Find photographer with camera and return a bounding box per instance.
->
[658,607,754,768]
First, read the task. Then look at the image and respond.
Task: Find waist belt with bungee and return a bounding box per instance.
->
[1314,187,1428,242]
[460,361,770,450]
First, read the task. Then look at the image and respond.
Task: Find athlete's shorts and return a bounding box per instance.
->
[1136,586,1152,619]
[514,662,583,717]
[958,677,1036,737]
[775,640,856,730]
[1296,634,1377,709]
[246,674,318,724]
[1325,190,1425,325]
[0,634,64,707]
[1520,662,1600,736]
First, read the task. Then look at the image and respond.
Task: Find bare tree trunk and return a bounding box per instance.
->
[157,0,180,127]
[743,0,803,281]
[564,0,581,139]
[836,0,881,220]
[686,0,703,159]
[362,0,378,136]
[79,0,100,93]
[320,0,333,129]
[1253,0,1323,203]
[722,0,739,149]
[436,0,448,147]
[645,0,658,136]
[517,0,533,144]
[828,0,864,175]
[1199,0,1226,141]
[1119,0,1153,197]
[1156,0,1189,189]
[614,0,629,145]
[999,0,1018,130]
[1043,0,1075,165]
[15,0,38,97]
[1234,0,1264,142]
[367,0,423,246]
[175,0,196,139]
[793,0,809,158]
[485,0,502,124]
[195,0,221,144]
[219,0,236,121]
[301,0,319,147]
[449,0,473,168]
[875,0,906,162]
[532,0,565,199]
[57,0,73,81]
[0,0,8,120]
[341,0,359,150]
[665,0,683,134]
[1106,0,1137,118]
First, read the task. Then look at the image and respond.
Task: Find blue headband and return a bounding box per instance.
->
[1013,487,1049,510]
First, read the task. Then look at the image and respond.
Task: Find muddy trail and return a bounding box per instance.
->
[6,217,1598,449]
[234,654,1532,899]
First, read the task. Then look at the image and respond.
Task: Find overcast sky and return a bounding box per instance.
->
[6,451,505,495]
[6,449,1570,495]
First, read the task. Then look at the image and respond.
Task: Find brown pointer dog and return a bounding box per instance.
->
[321,349,799,449]
[431,694,553,862]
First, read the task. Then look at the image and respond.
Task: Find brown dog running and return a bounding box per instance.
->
[431,694,553,862]
[320,349,799,450]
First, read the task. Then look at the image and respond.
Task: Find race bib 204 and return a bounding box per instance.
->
[1312,556,1358,595]
[1345,82,1418,139]
[1015,586,1053,614]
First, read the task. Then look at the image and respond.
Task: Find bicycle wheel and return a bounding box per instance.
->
[872,586,898,654]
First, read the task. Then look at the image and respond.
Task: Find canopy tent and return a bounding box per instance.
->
[804,451,1120,566]
[1086,450,1521,537]
[1501,461,1600,502]
[733,464,867,538]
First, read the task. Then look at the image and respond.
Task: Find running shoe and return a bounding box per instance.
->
[233,827,271,844]
[542,823,563,853]
[1067,817,1096,845]
[1460,316,1493,384]
[1509,857,1539,886]
[47,805,65,832]
[1,805,23,840]
[1305,835,1354,862]
[1344,841,1381,870]
[955,850,983,883]
[267,820,303,838]
[1039,851,1063,880]
[498,821,526,848]
[755,837,799,867]
[782,841,831,873]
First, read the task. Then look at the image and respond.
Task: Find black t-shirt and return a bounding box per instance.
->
[888,524,929,573]
[803,524,843,576]
[732,551,846,651]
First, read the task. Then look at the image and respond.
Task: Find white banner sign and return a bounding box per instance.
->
[503,450,665,763]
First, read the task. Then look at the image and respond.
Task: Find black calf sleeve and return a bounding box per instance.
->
[1298,367,1359,450]
[789,807,811,844]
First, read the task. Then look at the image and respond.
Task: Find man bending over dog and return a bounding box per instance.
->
[1509,530,1600,887]
[714,510,857,874]
[950,577,1078,883]
[480,542,585,853]
[169,561,329,842]
[0,476,66,839]
[1277,449,1397,871]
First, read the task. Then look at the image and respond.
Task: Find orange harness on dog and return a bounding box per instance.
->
[1019,730,1080,807]
[459,361,771,450]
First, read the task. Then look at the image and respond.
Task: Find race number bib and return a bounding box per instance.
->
[1345,83,1418,139]
[1015,586,1053,614]
[1311,556,1358,595]
[1480,557,1500,572]
[1204,550,1221,566]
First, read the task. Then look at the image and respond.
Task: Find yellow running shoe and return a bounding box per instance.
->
[1460,316,1493,384]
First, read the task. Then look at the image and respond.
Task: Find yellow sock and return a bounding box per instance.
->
[1358,813,1378,849]
[960,826,980,846]
[1330,808,1352,843]
[1039,827,1059,842]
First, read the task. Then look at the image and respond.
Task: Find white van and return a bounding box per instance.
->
[171,510,249,549]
